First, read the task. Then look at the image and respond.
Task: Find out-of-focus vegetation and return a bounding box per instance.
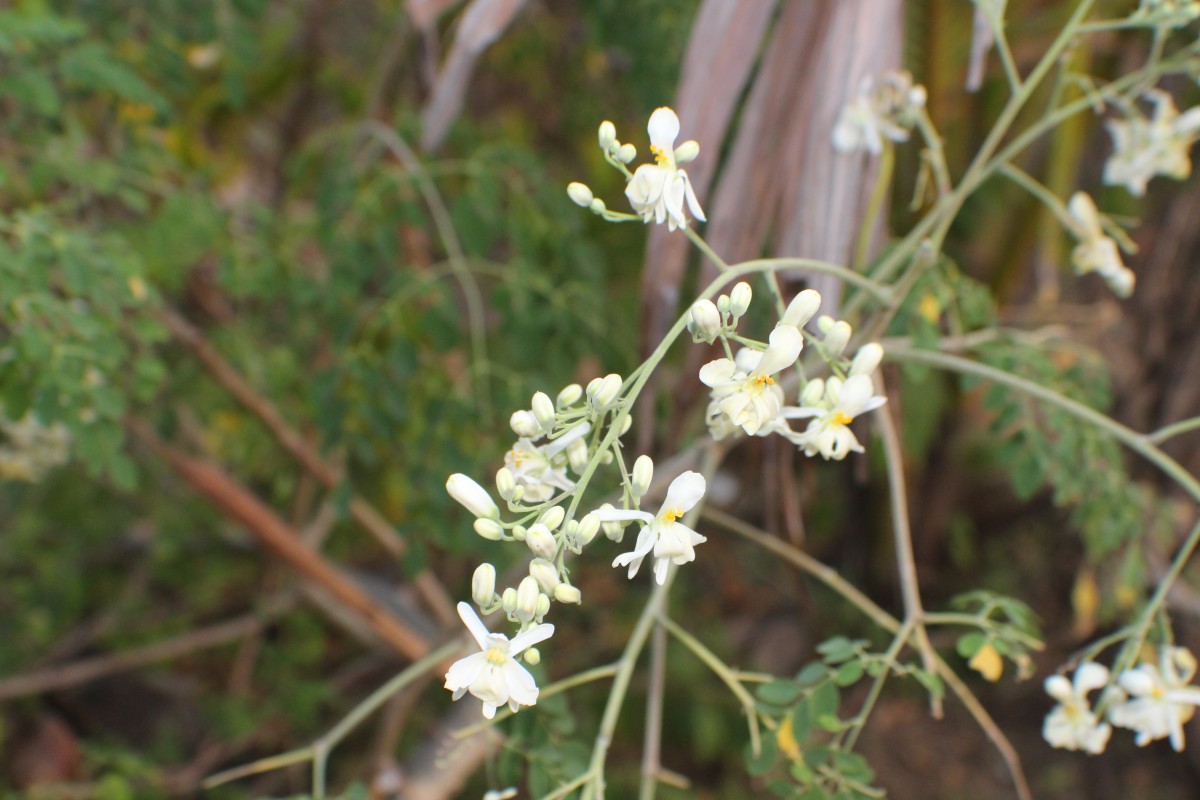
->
[3,0,1200,798]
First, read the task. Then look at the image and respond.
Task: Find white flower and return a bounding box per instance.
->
[699,325,804,437]
[1043,662,1113,754]
[1104,90,1200,197]
[1066,193,1136,298]
[444,602,554,719]
[833,70,926,156]
[597,471,707,585]
[1134,0,1200,26]
[446,474,500,519]
[1110,646,1200,751]
[625,107,706,231]
[503,423,590,502]
[780,374,887,460]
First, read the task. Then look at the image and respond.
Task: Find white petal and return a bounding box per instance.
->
[1119,668,1158,697]
[755,325,804,376]
[445,652,486,691]
[1044,675,1074,703]
[647,107,680,152]
[457,602,491,649]
[653,557,670,585]
[482,702,498,719]
[509,622,555,656]
[838,375,879,416]
[681,171,706,221]
[660,471,706,515]
[1074,662,1111,694]
[594,508,652,524]
[505,660,540,707]
[699,358,737,388]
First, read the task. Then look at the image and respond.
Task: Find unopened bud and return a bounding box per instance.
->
[529,558,560,593]
[729,282,753,317]
[717,294,731,315]
[536,593,551,620]
[511,524,527,542]
[781,289,822,328]
[587,373,622,411]
[631,455,654,498]
[557,383,583,408]
[447,474,499,520]
[589,197,606,214]
[616,143,637,164]
[539,505,566,531]
[525,523,558,560]
[688,299,722,342]
[849,343,884,377]
[473,518,504,541]
[576,512,601,545]
[823,320,852,356]
[674,140,700,164]
[567,437,589,473]
[567,182,594,208]
[524,647,541,665]
[472,563,497,607]
[496,467,516,500]
[516,576,540,623]
[598,120,617,151]
[532,391,556,432]
[510,410,541,438]
[501,587,517,615]
[554,583,582,604]
[816,315,835,334]
[618,415,633,436]
[800,378,826,408]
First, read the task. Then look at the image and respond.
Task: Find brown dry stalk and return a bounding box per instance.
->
[127,419,432,660]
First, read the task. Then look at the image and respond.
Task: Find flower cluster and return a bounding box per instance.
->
[1133,0,1200,26]
[832,70,928,156]
[1044,646,1200,754]
[568,107,706,231]
[696,284,888,461]
[0,413,71,483]
[1104,90,1200,197]
[1065,192,1136,298]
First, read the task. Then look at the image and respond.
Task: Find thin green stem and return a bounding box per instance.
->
[1147,415,1200,444]
[855,144,895,272]
[660,615,764,756]
[999,162,1073,225]
[841,620,914,752]
[453,663,621,740]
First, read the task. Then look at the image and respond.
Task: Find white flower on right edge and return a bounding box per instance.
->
[625,107,706,231]
[1066,193,1135,298]
[444,602,554,719]
[1109,646,1200,751]
[1043,662,1113,754]
[779,374,887,460]
[699,325,804,437]
[597,471,707,585]
[1104,90,1200,197]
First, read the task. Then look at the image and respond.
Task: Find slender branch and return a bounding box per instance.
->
[1147,416,1200,444]
[639,621,667,800]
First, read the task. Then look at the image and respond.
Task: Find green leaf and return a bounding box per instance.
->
[956,631,987,658]
[757,679,803,707]
[833,660,865,687]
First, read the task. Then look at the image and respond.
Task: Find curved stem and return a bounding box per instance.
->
[1148,415,1200,444]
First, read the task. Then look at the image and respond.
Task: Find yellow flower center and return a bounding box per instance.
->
[830,411,854,426]
[753,375,776,387]
[662,508,684,523]
[485,647,507,665]
[510,450,527,467]
[650,144,670,167]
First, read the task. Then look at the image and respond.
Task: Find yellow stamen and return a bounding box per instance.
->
[753,375,775,387]
[485,647,507,665]
[650,144,670,167]
[830,412,854,426]
[662,508,684,523]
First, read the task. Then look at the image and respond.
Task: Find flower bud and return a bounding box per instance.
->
[849,343,884,377]
[510,410,541,438]
[554,583,582,604]
[516,576,540,623]
[616,143,637,164]
[598,120,617,151]
[688,299,722,342]
[729,281,752,317]
[474,518,504,541]
[589,197,606,214]
[532,391,556,432]
[674,139,700,164]
[539,505,566,531]
[823,320,852,356]
[495,467,516,500]
[523,647,541,665]
[511,524,527,542]
[567,437,589,473]
[501,587,517,615]
[780,289,822,328]
[631,455,654,498]
[816,315,835,334]
[536,592,551,620]
[576,512,601,546]
[529,558,560,593]
[557,383,583,408]
[525,523,558,560]
[800,378,826,408]
[717,294,731,315]
[587,373,622,411]
[618,415,632,436]
[472,563,497,607]
[447,474,499,520]
[567,182,594,208]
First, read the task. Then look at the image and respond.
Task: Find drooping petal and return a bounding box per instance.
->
[505,660,540,707]
[660,471,707,515]
[755,325,804,376]
[682,171,706,221]
[509,622,555,656]
[653,557,670,585]
[445,652,487,692]
[457,601,492,649]
[839,374,886,417]
[593,507,653,524]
